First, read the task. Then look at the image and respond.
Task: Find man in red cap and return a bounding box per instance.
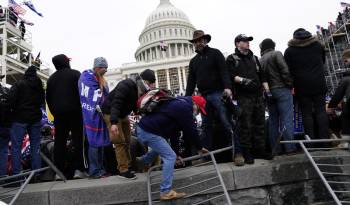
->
[136,95,208,200]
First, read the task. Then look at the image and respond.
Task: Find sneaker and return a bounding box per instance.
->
[117,170,137,180]
[160,190,186,201]
[233,153,245,166]
[243,151,254,165]
[73,170,88,179]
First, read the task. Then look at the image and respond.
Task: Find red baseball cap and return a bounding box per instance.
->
[192,96,207,115]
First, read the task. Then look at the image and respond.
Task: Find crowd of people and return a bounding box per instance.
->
[0,26,349,201]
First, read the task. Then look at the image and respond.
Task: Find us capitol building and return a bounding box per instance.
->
[105,0,196,95]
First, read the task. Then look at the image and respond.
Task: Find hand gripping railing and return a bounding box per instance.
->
[281,136,350,205]
[147,146,233,205]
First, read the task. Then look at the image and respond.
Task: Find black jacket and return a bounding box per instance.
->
[107,78,138,124]
[259,49,293,89]
[0,85,12,127]
[46,55,82,116]
[284,36,327,96]
[226,49,266,97]
[9,69,45,124]
[328,72,350,135]
[185,46,231,96]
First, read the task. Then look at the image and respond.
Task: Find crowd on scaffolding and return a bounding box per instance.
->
[0,26,350,200]
[317,6,350,38]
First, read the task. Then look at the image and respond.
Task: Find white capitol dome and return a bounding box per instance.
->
[135,0,196,62]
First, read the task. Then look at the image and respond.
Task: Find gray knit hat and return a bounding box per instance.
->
[93,57,108,68]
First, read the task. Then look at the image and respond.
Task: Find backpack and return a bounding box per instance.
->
[136,89,174,114]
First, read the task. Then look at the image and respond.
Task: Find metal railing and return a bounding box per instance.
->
[281,136,350,205]
[147,146,233,205]
[0,152,66,205]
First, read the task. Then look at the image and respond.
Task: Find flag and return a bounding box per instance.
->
[35,51,40,61]
[8,0,26,15]
[341,2,350,8]
[316,25,321,31]
[160,41,168,51]
[23,1,43,17]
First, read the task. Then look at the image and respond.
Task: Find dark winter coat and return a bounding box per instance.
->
[0,85,12,127]
[284,36,327,96]
[46,55,82,116]
[107,78,138,124]
[138,96,202,153]
[9,66,45,124]
[185,46,231,96]
[328,72,350,135]
[226,48,266,97]
[259,49,293,89]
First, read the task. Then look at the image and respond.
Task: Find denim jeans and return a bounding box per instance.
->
[88,146,106,177]
[11,121,41,175]
[0,127,10,176]
[202,91,241,154]
[136,126,176,194]
[268,88,296,153]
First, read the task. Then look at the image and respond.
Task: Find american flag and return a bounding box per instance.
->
[341,2,350,8]
[21,134,31,162]
[8,0,26,15]
[160,41,168,51]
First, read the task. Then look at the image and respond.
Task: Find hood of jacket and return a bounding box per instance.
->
[261,48,275,56]
[288,36,319,47]
[52,54,71,70]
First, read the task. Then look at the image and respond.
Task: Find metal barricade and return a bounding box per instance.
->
[147,146,233,205]
[281,136,350,205]
[0,151,66,205]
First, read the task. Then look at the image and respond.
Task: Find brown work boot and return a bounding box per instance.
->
[160,190,186,201]
[233,153,245,166]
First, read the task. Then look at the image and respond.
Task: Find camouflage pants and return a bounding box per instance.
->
[237,95,266,151]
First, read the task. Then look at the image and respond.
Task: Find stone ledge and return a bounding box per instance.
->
[5,150,349,205]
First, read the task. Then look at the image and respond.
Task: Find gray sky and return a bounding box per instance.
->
[2,0,343,71]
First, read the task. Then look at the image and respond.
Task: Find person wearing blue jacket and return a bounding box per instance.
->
[136,96,208,201]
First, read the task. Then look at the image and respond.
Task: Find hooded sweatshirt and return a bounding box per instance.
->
[284,31,327,96]
[9,66,45,124]
[138,96,203,154]
[46,54,82,116]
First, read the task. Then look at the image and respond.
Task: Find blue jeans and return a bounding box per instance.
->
[202,91,241,154]
[0,127,10,176]
[268,88,296,153]
[88,146,106,177]
[136,126,176,194]
[11,122,42,175]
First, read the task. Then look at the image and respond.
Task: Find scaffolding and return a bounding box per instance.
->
[319,11,350,94]
[0,7,49,85]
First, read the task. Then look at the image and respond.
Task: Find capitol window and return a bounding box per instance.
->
[175,29,177,36]
[159,30,161,38]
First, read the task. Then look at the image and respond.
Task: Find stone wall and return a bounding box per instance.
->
[4,150,350,205]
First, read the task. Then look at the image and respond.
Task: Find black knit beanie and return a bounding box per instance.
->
[140,69,156,83]
[293,28,312,40]
[260,38,276,52]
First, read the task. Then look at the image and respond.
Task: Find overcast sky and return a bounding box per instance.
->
[1,0,343,71]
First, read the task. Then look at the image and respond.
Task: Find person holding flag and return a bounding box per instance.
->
[79,57,110,179]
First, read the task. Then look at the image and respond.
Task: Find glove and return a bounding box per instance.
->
[241,78,253,86]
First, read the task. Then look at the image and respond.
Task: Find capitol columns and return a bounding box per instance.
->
[177,67,183,91]
[155,70,159,88]
[166,69,171,90]
[182,67,187,89]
